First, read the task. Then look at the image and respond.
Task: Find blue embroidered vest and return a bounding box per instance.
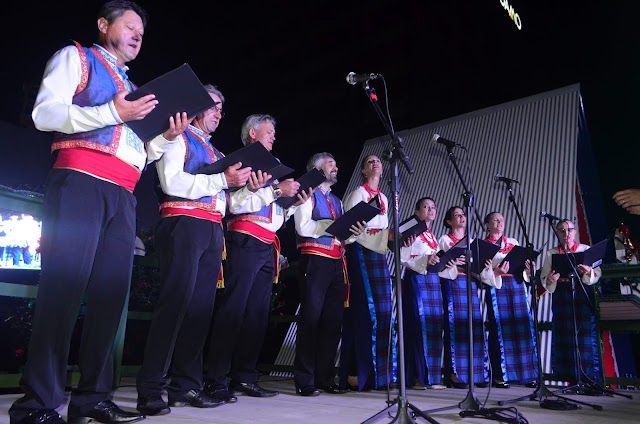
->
[51,42,139,155]
[297,189,343,250]
[159,128,225,211]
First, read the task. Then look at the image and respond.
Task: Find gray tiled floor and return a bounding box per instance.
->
[1,377,638,423]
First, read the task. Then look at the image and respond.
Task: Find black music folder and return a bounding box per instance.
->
[498,245,542,278]
[125,63,215,142]
[276,168,327,209]
[196,141,293,179]
[428,237,467,274]
[551,238,608,278]
[398,216,428,245]
[325,198,380,241]
[469,238,501,275]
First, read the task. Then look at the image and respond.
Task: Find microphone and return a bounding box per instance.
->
[432,134,465,149]
[346,72,381,85]
[494,173,520,184]
[541,211,564,221]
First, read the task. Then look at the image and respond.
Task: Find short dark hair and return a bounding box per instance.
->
[98,1,149,27]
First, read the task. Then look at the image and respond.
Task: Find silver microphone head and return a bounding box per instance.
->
[432,134,441,143]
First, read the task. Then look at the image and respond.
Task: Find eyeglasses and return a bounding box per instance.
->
[490,219,504,223]
[453,213,465,218]
[212,105,225,118]
[367,158,381,164]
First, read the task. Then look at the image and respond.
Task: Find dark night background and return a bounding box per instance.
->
[2,0,640,259]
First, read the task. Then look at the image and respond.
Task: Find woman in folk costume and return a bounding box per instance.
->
[339,154,396,391]
[438,206,489,388]
[540,219,602,384]
[400,197,446,389]
[479,212,538,388]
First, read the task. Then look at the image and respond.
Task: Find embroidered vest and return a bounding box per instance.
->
[297,189,343,250]
[51,42,137,155]
[159,128,225,211]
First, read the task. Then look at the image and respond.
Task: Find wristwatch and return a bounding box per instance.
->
[273,185,283,199]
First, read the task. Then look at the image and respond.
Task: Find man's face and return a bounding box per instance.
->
[100,10,144,66]
[249,122,276,151]
[321,158,338,185]
[193,94,223,134]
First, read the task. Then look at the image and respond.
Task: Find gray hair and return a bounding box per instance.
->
[306,152,334,171]
[240,114,276,146]
[203,84,225,104]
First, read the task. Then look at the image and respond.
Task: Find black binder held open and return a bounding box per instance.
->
[428,237,467,274]
[125,63,215,142]
[325,197,380,241]
[398,215,428,245]
[196,141,294,180]
[551,238,608,278]
[276,168,327,209]
[498,245,542,278]
[469,238,501,276]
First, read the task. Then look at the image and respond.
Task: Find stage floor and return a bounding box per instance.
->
[1,377,637,424]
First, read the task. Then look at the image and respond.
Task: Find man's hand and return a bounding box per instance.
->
[293,188,313,206]
[113,90,158,122]
[613,189,640,215]
[277,178,301,197]
[162,112,193,140]
[247,170,272,192]
[224,162,252,188]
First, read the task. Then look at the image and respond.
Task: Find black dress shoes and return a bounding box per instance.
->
[296,386,321,397]
[319,385,349,394]
[168,390,225,408]
[136,395,170,416]
[230,382,279,397]
[445,375,468,390]
[11,409,66,424]
[67,400,145,424]
[203,385,238,404]
[492,380,510,389]
[524,381,538,388]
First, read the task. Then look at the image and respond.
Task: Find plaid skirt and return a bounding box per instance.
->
[551,279,602,383]
[484,275,538,383]
[402,270,444,385]
[441,275,489,384]
[340,243,397,390]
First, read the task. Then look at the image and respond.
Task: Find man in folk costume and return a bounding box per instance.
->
[204,114,309,401]
[293,152,362,396]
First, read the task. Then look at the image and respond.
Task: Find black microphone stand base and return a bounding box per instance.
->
[560,380,633,399]
[362,397,440,424]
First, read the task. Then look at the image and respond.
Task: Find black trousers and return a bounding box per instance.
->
[10,170,137,420]
[137,216,224,397]
[205,231,274,387]
[293,254,345,389]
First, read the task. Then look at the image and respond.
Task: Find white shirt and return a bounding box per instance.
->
[32,44,175,171]
[343,185,389,255]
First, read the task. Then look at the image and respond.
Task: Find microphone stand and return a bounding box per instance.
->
[495,187,591,411]
[421,143,502,422]
[356,81,438,424]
